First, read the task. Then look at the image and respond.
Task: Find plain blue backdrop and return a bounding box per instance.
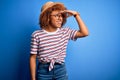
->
[0,0,120,80]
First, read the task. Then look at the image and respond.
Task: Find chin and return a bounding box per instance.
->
[57,25,62,28]
[57,26,62,28]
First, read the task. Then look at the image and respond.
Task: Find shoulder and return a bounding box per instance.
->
[60,27,78,35]
[31,30,42,37]
[60,27,71,32]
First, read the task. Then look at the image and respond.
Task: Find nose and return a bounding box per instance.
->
[57,15,63,20]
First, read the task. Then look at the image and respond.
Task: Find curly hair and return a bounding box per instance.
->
[39,4,67,28]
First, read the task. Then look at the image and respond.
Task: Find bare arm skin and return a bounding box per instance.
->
[30,54,37,80]
[61,10,89,38]
[74,12,89,38]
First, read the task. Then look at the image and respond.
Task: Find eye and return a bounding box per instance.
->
[50,14,63,18]
[54,14,58,17]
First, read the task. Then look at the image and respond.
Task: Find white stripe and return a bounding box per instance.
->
[30,27,77,71]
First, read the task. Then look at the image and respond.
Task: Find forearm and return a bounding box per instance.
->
[30,54,37,80]
[74,13,89,36]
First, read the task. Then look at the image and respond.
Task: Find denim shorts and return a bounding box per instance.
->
[37,62,68,80]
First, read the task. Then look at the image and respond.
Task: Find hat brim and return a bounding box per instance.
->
[40,2,66,16]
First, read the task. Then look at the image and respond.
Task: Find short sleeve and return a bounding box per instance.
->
[30,31,39,54]
[65,28,78,41]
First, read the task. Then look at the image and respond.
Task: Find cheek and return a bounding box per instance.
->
[49,19,56,26]
[50,19,55,24]
[50,16,54,20]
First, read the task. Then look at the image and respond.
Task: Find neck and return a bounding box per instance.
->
[43,26,58,32]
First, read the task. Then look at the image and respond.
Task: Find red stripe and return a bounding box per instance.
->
[30,27,77,71]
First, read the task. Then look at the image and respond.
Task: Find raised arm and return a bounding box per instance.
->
[61,10,89,38]
[74,11,89,38]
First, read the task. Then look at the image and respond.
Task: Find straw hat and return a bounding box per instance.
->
[40,1,66,15]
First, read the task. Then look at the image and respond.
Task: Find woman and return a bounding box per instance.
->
[30,1,89,80]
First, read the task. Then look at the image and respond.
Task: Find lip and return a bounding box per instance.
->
[56,21,62,24]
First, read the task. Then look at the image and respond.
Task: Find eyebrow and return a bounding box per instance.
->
[51,12,63,15]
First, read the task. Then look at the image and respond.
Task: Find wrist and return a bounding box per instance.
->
[73,12,80,17]
[31,78,35,80]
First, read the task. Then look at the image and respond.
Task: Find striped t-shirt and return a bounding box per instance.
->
[30,27,77,71]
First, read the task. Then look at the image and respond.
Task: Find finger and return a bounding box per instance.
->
[59,10,66,14]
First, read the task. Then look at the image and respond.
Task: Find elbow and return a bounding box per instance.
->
[83,32,89,37]
[83,34,88,37]
[85,32,89,36]
[77,31,89,38]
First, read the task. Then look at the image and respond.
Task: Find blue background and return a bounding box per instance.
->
[0,0,120,80]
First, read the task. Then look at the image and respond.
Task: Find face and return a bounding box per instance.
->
[49,10,63,28]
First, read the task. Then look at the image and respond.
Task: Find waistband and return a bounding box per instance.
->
[39,62,64,65]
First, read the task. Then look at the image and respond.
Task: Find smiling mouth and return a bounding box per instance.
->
[56,21,62,24]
